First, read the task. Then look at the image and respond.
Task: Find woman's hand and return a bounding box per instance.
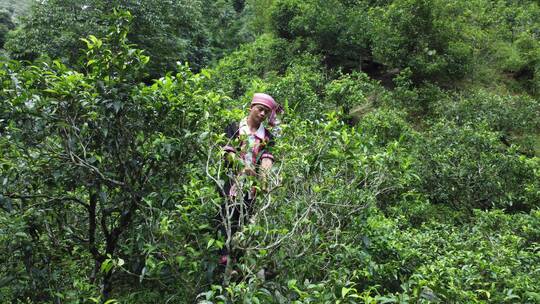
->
[242,167,257,176]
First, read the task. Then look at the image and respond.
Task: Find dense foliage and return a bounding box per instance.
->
[0,0,30,18]
[3,0,247,78]
[1,1,539,303]
[0,8,13,50]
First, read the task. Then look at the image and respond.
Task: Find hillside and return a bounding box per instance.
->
[0,0,31,18]
[1,1,539,303]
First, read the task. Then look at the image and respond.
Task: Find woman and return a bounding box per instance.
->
[218,93,282,265]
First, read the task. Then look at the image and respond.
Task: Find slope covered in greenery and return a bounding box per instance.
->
[1,1,539,303]
[0,0,31,18]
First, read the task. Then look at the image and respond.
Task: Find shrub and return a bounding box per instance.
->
[370,0,474,83]
[324,71,380,123]
[266,53,327,119]
[210,34,291,98]
[436,89,540,155]
[268,0,372,70]
[416,121,539,212]
[390,210,540,303]
[0,12,225,301]
[356,108,416,147]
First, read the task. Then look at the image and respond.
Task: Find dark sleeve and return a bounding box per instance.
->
[260,129,275,161]
[223,122,238,153]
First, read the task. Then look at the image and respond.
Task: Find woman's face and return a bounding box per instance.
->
[249,104,271,123]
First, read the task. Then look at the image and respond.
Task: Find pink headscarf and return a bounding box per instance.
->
[251,93,283,127]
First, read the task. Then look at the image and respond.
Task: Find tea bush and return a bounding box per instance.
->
[210,34,291,98]
[436,89,540,155]
[415,121,538,212]
[392,210,540,303]
[2,2,540,303]
[324,71,380,123]
[369,0,475,83]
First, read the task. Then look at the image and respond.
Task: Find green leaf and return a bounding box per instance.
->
[341,287,351,298]
[15,232,27,238]
[100,259,113,274]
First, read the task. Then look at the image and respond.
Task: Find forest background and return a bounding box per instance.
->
[1,0,539,303]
